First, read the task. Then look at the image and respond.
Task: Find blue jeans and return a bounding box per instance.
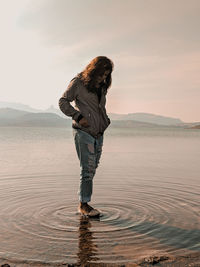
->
[73,128,104,203]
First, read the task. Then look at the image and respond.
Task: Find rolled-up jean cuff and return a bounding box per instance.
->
[79,196,91,203]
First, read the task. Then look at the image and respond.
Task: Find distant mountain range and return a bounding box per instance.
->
[0,108,70,127]
[0,101,199,128]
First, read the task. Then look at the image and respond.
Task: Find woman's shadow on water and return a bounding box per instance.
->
[76,215,101,266]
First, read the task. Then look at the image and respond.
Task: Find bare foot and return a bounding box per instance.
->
[78,202,100,217]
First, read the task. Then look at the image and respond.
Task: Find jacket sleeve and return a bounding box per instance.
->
[58,78,82,122]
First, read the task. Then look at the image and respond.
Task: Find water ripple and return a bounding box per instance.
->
[0,173,199,265]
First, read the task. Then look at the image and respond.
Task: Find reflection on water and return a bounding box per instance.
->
[77,216,100,265]
[0,126,200,266]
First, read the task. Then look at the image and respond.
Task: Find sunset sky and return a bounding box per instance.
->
[0,0,200,122]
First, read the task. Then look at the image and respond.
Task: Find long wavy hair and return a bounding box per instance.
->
[76,56,114,94]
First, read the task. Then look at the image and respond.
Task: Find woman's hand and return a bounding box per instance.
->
[79,117,90,127]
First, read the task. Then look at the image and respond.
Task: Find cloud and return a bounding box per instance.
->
[17,0,200,54]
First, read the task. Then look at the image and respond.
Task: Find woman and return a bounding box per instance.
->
[58,56,114,217]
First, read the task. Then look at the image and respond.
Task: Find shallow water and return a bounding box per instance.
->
[0,126,200,266]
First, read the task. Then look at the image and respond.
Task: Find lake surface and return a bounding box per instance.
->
[0,126,199,266]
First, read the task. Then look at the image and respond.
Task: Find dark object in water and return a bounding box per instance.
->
[142,255,169,264]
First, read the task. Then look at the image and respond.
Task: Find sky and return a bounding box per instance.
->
[0,0,200,122]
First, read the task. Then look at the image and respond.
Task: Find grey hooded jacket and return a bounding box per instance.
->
[58,76,111,138]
